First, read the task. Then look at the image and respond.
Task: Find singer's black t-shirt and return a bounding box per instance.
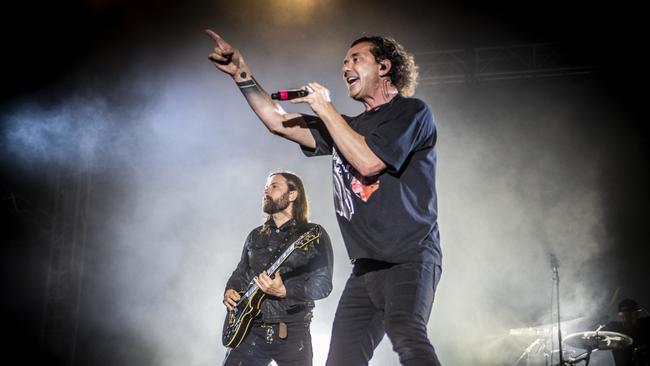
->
[301,95,441,265]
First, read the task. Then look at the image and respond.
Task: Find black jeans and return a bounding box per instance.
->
[223,322,312,366]
[326,262,442,366]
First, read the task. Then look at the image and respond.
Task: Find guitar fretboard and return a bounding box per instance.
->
[266,243,296,276]
[239,228,320,302]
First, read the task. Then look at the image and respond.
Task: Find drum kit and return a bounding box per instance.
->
[508,255,648,365]
[510,255,638,365]
[510,322,634,366]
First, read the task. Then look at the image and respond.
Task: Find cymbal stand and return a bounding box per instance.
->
[562,325,604,365]
[563,350,593,366]
[513,338,545,366]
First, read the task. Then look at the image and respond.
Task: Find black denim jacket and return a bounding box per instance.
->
[225,219,334,323]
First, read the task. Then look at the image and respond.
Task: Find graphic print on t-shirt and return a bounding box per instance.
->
[332,148,380,220]
[332,148,355,220]
[351,175,379,202]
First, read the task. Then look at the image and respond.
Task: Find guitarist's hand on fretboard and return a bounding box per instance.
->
[254,271,287,298]
[223,289,241,311]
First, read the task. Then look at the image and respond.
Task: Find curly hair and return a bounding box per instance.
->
[351,36,419,97]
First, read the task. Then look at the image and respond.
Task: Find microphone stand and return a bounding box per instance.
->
[551,254,565,366]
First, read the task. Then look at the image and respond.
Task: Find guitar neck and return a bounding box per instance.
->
[239,228,318,302]
[266,243,296,276]
[239,244,296,300]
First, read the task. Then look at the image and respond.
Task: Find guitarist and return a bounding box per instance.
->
[222,171,334,366]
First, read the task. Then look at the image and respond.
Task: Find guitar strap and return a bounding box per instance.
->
[279,322,288,339]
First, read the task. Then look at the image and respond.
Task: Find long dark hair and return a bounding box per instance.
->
[265,171,309,226]
[351,35,419,97]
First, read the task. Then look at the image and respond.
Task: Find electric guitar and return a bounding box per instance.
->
[222,225,321,348]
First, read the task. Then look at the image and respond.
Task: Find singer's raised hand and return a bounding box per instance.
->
[206,30,243,77]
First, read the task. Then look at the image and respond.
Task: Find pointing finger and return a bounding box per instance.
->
[205,29,223,43]
[205,29,232,50]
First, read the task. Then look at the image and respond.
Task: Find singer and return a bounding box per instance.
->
[207,30,442,366]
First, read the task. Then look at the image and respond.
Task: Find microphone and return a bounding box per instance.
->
[550,253,560,282]
[550,253,559,271]
[271,89,309,101]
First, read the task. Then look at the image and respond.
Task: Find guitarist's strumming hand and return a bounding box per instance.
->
[254,271,287,298]
[223,289,241,311]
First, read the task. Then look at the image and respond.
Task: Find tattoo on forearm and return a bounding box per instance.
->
[240,71,247,79]
[237,77,270,101]
[236,79,256,88]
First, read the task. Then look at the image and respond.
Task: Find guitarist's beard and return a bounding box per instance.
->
[263,191,290,215]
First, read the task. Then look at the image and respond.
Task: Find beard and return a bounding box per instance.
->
[263,191,290,214]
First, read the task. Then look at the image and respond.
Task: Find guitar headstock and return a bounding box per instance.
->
[295,226,321,251]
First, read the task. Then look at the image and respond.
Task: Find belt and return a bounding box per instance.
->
[252,320,278,326]
[252,304,309,326]
[252,321,289,341]
[352,258,397,276]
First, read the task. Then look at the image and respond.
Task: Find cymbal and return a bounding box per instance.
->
[563,331,633,351]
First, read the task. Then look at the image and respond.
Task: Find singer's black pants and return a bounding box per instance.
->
[326,261,442,366]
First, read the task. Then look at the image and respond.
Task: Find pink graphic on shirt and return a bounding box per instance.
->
[351,175,380,202]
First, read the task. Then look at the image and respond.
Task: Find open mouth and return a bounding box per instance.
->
[346,76,359,87]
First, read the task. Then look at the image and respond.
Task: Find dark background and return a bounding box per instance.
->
[2,1,648,364]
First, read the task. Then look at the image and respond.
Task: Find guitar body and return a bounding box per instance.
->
[222,288,266,348]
